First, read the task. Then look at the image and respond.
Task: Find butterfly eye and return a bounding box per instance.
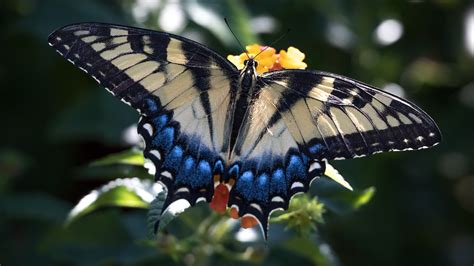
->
[254,61,258,67]
[243,59,248,65]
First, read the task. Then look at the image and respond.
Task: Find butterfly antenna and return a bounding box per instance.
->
[254,28,291,59]
[224,18,250,58]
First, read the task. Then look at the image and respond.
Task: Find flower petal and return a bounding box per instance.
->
[279,47,307,69]
[246,44,262,54]
[227,55,245,70]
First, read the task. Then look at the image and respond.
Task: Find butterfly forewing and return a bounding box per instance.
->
[49,23,240,222]
[260,70,442,160]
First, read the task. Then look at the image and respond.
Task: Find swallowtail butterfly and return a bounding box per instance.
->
[48,23,441,238]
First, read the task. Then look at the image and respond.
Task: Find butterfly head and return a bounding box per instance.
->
[242,58,258,77]
[239,59,258,90]
[243,58,258,69]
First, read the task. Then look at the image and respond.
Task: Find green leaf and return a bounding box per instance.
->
[158,199,190,231]
[147,189,193,238]
[147,190,166,238]
[77,164,151,181]
[271,194,325,235]
[89,149,145,167]
[80,149,151,181]
[66,178,162,225]
[312,178,376,215]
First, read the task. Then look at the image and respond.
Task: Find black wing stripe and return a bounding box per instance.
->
[339,106,371,155]
[346,82,413,150]
[353,83,430,150]
[321,76,436,152]
[264,78,352,156]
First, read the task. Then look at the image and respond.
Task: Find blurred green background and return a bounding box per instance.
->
[1,0,474,265]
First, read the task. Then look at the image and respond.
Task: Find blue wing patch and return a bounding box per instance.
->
[138,95,220,216]
[228,150,326,238]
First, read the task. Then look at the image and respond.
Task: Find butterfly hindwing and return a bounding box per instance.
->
[49,23,239,224]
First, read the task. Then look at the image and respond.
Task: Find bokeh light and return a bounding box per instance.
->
[374,19,404,45]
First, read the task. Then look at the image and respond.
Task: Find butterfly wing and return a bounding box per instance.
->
[48,23,239,226]
[227,69,441,236]
[260,70,441,159]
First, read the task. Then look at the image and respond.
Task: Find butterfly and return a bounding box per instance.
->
[48,23,441,238]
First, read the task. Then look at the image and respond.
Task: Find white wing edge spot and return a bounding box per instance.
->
[175,187,190,194]
[250,203,263,213]
[103,87,115,96]
[120,98,132,107]
[78,66,88,74]
[149,149,161,160]
[271,196,285,203]
[290,182,304,189]
[308,161,322,172]
[143,123,154,136]
[161,171,173,179]
[196,197,207,203]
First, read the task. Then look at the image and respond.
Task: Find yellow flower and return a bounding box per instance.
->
[227,44,307,74]
[279,46,307,69]
[227,54,246,70]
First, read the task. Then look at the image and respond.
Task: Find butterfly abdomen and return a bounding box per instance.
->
[229,59,260,155]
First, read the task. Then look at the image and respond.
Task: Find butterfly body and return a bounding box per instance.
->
[48,23,441,237]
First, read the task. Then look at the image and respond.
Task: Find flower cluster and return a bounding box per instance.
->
[227,44,307,74]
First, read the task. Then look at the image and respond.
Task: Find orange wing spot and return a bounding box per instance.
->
[213,174,221,183]
[241,215,259,229]
[230,207,239,219]
[209,183,229,214]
